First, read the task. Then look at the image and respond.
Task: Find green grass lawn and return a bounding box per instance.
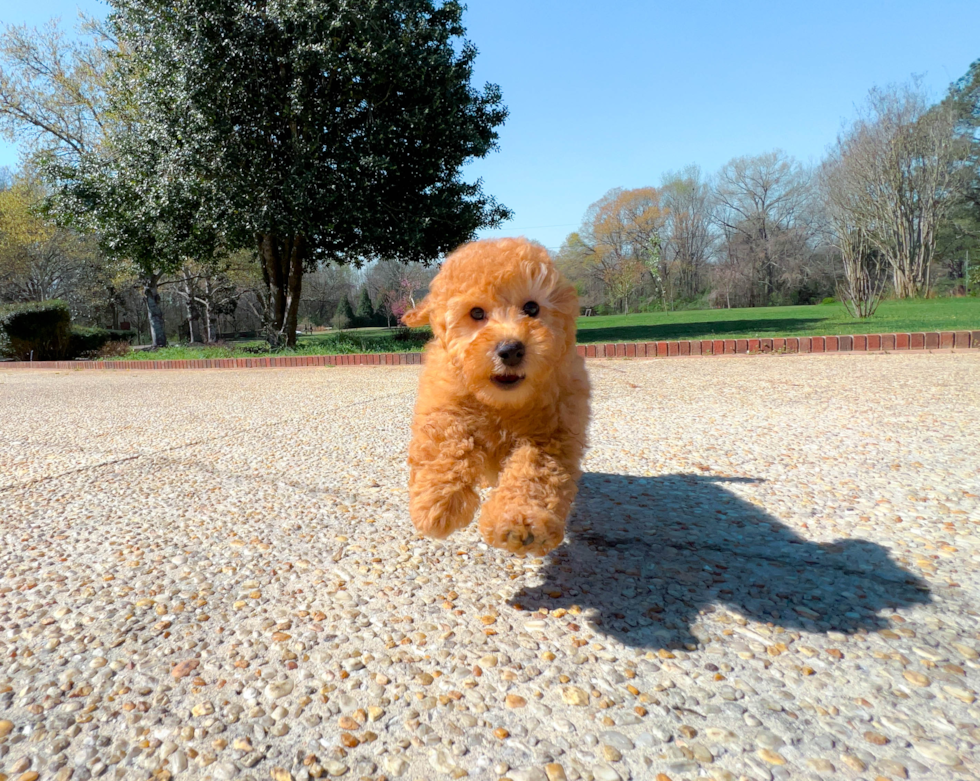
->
[119,327,430,360]
[117,298,979,359]
[574,298,980,344]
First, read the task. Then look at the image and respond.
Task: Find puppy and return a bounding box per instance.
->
[402,237,590,556]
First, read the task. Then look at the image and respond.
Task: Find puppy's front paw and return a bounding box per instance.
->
[478,500,564,557]
[410,485,479,539]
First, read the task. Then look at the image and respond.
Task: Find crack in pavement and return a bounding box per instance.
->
[0,390,415,494]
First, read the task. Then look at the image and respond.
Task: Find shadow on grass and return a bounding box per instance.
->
[514,473,930,649]
[575,318,827,344]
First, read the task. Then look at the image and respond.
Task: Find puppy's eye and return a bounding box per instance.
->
[470,307,485,321]
[522,301,540,317]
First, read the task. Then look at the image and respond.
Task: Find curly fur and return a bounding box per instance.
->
[403,237,591,556]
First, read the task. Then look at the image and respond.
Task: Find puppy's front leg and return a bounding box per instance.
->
[408,415,483,539]
[479,443,577,557]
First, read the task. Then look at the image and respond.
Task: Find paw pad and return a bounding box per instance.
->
[507,529,535,548]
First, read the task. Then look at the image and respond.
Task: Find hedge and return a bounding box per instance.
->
[0,300,72,360]
[69,327,137,357]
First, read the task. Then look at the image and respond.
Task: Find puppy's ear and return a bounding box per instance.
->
[401,300,429,327]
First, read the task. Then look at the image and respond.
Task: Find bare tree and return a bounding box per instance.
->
[0,17,184,347]
[820,154,887,317]
[364,260,436,327]
[660,165,715,303]
[713,151,815,307]
[829,82,972,298]
[554,232,602,310]
[297,264,358,327]
[0,18,110,162]
[174,267,204,342]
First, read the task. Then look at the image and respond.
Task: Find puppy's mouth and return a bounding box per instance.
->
[491,373,525,390]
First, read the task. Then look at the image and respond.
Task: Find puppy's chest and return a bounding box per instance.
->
[472,412,558,455]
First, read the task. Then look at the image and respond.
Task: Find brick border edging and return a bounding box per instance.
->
[577,330,978,359]
[0,352,426,371]
[1,330,977,370]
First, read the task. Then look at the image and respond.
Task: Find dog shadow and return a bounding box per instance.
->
[513,473,931,649]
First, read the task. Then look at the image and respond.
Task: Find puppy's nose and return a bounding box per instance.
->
[496,340,525,367]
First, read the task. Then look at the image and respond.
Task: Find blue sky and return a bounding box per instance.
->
[3,1,979,252]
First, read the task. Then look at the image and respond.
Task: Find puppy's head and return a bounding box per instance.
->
[404,238,578,407]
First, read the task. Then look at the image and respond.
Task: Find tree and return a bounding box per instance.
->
[934,60,980,292]
[821,133,889,318]
[0,16,226,347]
[0,18,109,162]
[660,166,714,303]
[173,253,258,342]
[364,259,435,327]
[603,256,647,314]
[333,295,355,331]
[827,83,972,298]
[384,282,415,326]
[0,167,105,309]
[355,287,376,329]
[554,232,599,309]
[713,151,815,307]
[44,116,231,347]
[560,187,667,313]
[110,0,511,347]
[819,158,886,317]
[299,263,357,327]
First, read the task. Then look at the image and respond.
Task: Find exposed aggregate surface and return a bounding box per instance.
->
[1,353,979,781]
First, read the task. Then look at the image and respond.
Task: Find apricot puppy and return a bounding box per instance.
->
[403,237,590,556]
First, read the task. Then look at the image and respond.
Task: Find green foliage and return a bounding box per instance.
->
[821,297,837,305]
[117,327,432,359]
[0,16,224,290]
[947,57,980,132]
[0,301,136,359]
[42,121,230,286]
[96,0,512,346]
[333,296,355,331]
[969,264,980,296]
[355,288,377,328]
[0,299,71,359]
[69,326,135,357]
[110,0,513,259]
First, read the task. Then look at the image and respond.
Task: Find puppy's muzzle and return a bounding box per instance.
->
[496,340,525,368]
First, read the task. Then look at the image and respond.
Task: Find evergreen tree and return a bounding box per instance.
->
[333,296,355,331]
[104,0,511,346]
[355,288,376,328]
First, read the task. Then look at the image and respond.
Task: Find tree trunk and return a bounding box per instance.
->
[205,299,217,343]
[892,264,920,298]
[201,276,218,342]
[144,273,167,348]
[180,272,198,343]
[258,232,305,348]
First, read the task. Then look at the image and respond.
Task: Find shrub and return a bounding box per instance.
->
[0,300,72,360]
[69,327,110,357]
[69,327,137,358]
[96,340,133,358]
[820,297,837,305]
[394,326,429,344]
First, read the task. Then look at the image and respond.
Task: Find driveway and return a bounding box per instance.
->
[1,353,978,780]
